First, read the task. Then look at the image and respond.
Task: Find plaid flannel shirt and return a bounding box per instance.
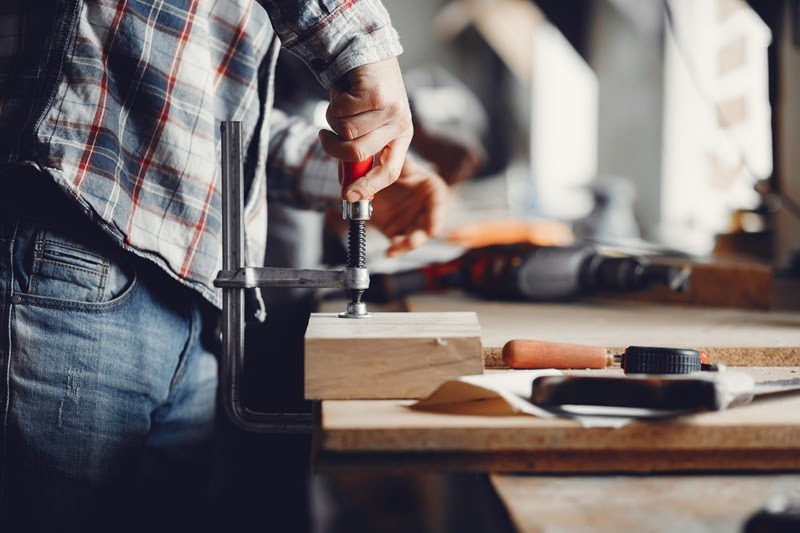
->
[0,0,401,307]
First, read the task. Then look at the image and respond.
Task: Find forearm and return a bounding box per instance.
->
[266,109,339,209]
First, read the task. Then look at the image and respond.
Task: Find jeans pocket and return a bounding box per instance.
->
[24,222,136,306]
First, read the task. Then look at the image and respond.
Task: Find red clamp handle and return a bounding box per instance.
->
[340,159,374,201]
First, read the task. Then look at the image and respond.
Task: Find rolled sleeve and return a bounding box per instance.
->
[260,0,403,88]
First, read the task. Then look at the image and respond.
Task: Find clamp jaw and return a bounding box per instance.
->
[214,121,370,432]
[214,265,369,292]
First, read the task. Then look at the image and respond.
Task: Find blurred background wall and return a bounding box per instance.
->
[377,0,799,266]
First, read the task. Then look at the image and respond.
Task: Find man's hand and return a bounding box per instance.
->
[411,124,486,185]
[370,157,449,257]
[319,58,413,203]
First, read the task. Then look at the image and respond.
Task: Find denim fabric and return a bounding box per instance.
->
[0,173,219,531]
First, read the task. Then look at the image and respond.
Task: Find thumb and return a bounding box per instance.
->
[343,136,409,201]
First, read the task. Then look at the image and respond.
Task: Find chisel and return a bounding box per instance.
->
[503,340,711,374]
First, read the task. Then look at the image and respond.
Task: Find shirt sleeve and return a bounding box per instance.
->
[266,107,341,209]
[257,0,403,88]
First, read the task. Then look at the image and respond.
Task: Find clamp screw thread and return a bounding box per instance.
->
[347,220,367,269]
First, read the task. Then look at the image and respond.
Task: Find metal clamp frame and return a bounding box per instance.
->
[216,122,368,433]
[215,266,369,290]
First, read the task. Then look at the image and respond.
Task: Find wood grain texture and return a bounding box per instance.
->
[491,474,800,532]
[304,312,483,400]
[406,294,800,367]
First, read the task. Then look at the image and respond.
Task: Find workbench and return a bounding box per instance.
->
[312,296,800,532]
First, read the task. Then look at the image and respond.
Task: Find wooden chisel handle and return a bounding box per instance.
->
[503,339,613,369]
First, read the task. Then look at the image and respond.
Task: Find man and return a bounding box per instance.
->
[0,0,443,529]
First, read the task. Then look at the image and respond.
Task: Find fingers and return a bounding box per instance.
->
[326,106,388,142]
[373,176,447,244]
[378,199,426,237]
[319,120,412,200]
[325,84,413,142]
[320,102,412,163]
[323,58,413,200]
[378,183,435,236]
[319,126,391,163]
[386,230,430,257]
[342,135,412,201]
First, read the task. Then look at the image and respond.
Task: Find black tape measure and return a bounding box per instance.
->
[619,346,712,375]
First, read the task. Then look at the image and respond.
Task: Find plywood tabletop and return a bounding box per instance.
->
[490,474,800,533]
[315,367,800,473]
[320,394,800,453]
[405,294,800,366]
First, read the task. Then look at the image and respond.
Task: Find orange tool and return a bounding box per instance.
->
[503,340,710,373]
[503,340,612,369]
[445,219,574,248]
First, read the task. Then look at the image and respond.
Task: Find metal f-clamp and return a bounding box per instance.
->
[214,121,370,433]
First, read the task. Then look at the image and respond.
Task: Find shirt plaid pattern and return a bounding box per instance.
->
[0,0,401,307]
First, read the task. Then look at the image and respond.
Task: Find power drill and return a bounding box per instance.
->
[364,243,691,303]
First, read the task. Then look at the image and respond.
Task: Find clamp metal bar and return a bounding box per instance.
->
[219,121,311,433]
[214,266,369,290]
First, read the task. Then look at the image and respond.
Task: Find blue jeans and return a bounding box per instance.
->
[0,174,218,531]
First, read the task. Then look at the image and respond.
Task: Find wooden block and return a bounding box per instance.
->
[304,312,483,400]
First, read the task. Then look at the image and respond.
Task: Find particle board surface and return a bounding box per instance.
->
[315,367,800,473]
[406,294,800,367]
[610,258,773,310]
[304,312,483,400]
[490,474,800,532]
